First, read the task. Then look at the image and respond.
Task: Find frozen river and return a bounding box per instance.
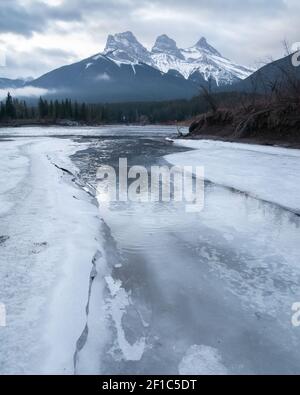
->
[1,126,300,374]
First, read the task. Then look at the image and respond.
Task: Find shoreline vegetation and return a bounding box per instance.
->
[185,57,300,148]
[186,97,300,148]
[0,93,209,127]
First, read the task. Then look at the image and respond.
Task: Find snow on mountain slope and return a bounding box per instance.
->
[152,34,184,59]
[152,35,254,86]
[29,50,198,103]
[102,32,254,87]
[103,31,153,66]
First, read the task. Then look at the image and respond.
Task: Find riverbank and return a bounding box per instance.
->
[187,100,300,149]
[0,120,180,129]
[0,137,107,374]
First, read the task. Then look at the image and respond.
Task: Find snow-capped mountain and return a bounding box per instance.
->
[103,31,153,66]
[28,51,198,103]
[152,35,184,59]
[103,32,254,87]
[3,31,255,103]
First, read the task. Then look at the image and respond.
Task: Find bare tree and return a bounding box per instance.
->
[282,39,291,56]
[199,84,218,113]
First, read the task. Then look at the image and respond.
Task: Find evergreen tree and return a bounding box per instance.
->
[74,102,79,121]
[54,100,60,119]
[49,101,54,120]
[0,102,5,120]
[80,103,87,122]
[5,92,15,119]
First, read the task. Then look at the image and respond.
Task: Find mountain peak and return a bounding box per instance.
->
[152,35,177,52]
[114,31,138,43]
[152,34,183,59]
[100,31,252,85]
[195,37,222,57]
[105,31,143,51]
[104,31,152,64]
[196,37,208,47]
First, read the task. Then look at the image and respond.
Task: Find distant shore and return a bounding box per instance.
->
[0,120,78,128]
[0,120,181,128]
[1,119,300,150]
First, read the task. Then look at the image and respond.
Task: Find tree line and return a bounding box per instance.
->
[0,91,250,125]
[0,93,213,124]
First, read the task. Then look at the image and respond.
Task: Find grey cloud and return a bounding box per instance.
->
[0,0,286,37]
[0,0,82,36]
[0,0,140,37]
[35,47,76,59]
[0,0,299,77]
[1,46,77,79]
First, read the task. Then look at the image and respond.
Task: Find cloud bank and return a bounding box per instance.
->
[0,86,52,100]
[0,0,299,78]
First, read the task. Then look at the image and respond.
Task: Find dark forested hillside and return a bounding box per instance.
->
[225,54,300,95]
[0,91,257,126]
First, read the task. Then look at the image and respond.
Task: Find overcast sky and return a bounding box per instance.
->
[0,0,299,79]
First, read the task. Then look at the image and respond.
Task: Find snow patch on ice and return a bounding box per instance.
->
[74,248,112,375]
[173,139,300,157]
[178,345,228,375]
[0,139,30,215]
[105,275,146,362]
[0,137,107,374]
[166,139,300,213]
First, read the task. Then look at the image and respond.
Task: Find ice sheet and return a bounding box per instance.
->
[0,138,106,374]
[166,139,300,213]
[178,345,228,375]
[0,125,180,137]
